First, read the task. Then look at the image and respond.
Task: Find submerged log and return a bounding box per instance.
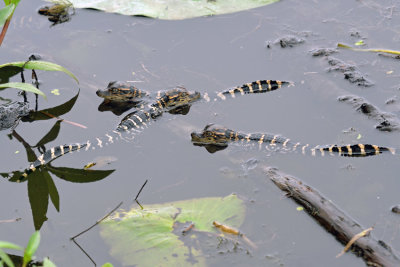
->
[265,167,400,267]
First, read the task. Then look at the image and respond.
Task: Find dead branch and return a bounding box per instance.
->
[265,167,400,267]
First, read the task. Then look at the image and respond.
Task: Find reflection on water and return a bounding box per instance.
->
[1,0,399,266]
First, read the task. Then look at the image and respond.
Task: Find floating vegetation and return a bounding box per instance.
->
[338,43,400,56]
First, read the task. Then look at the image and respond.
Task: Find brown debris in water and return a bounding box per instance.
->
[272,35,305,48]
[265,167,400,267]
[309,47,337,57]
[338,95,400,132]
[327,57,374,87]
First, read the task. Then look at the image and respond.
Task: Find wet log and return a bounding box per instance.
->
[265,167,400,267]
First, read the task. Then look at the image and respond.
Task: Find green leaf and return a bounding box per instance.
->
[35,120,62,147]
[0,241,23,251]
[0,4,15,27]
[0,82,46,99]
[22,90,79,122]
[10,0,21,5]
[28,171,49,230]
[1,170,25,182]
[0,61,78,84]
[23,231,40,265]
[100,194,245,266]
[0,66,21,83]
[355,40,364,46]
[65,0,280,20]
[43,257,57,267]
[101,263,113,267]
[47,165,114,183]
[0,249,14,267]
[44,172,60,212]
[21,141,38,164]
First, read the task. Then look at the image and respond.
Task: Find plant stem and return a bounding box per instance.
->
[0,17,11,46]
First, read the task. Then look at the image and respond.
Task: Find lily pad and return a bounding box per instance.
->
[100,194,245,266]
[63,0,280,20]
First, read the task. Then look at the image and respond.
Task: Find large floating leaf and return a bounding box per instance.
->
[64,0,280,20]
[0,61,78,84]
[100,194,245,266]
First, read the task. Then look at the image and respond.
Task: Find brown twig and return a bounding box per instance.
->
[0,18,11,46]
[39,110,87,129]
[71,239,96,266]
[135,199,144,210]
[140,63,160,79]
[0,218,21,223]
[337,227,374,258]
[134,179,148,201]
[266,167,400,266]
[70,201,123,240]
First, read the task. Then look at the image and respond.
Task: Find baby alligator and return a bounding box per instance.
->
[96,80,291,103]
[96,81,150,102]
[19,79,291,180]
[19,87,200,180]
[191,124,396,157]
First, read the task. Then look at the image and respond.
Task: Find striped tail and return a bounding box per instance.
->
[202,80,292,102]
[301,144,396,157]
[191,125,396,158]
[20,143,86,180]
[228,131,396,157]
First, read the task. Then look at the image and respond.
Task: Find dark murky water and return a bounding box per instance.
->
[1,0,400,266]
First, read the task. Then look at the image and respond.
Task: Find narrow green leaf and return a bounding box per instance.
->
[0,66,21,83]
[22,90,79,122]
[43,257,57,267]
[0,249,14,267]
[44,173,60,212]
[0,4,15,27]
[0,241,23,251]
[0,82,46,99]
[23,231,40,264]
[35,120,62,147]
[0,61,79,84]
[10,0,21,5]
[47,165,114,183]
[28,171,49,230]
